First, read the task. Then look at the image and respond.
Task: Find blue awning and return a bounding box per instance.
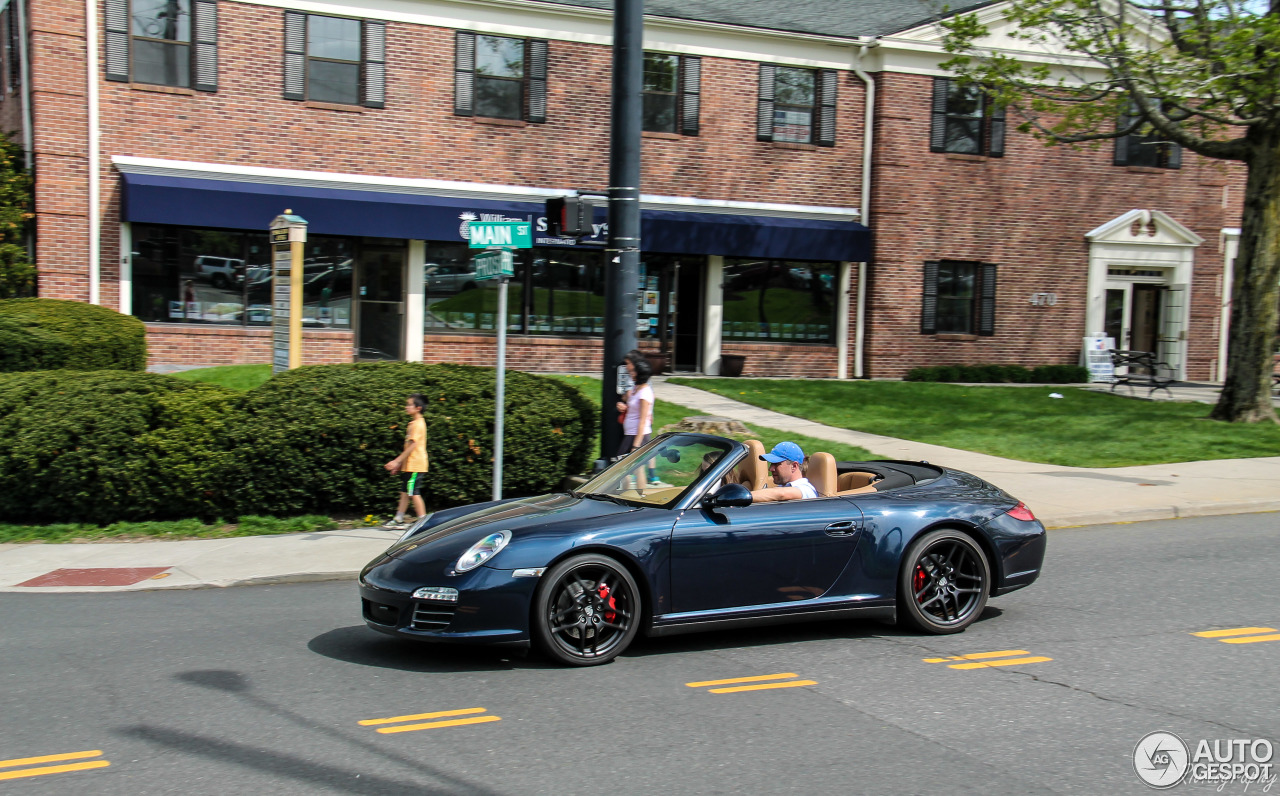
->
[119,172,871,262]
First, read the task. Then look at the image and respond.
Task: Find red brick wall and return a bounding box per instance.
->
[864,73,1245,380]
[144,323,353,367]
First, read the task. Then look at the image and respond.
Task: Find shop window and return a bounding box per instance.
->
[930,78,1005,157]
[129,223,352,329]
[104,0,218,90]
[756,65,836,146]
[4,10,20,92]
[921,260,997,335]
[525,249,604,335]
[422,242,514,333]
[721,259,837,343]
[454,32,547,122]
[1114,107,1181,168]
[643,52,700,135]
[283,12,384,107]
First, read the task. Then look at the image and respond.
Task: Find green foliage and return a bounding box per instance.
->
[0,133,33,299]
[0,298,147,372]
[216,362,595,516]
[904,363,1085,383]
[0,514,338,543]
[0,370,237,524]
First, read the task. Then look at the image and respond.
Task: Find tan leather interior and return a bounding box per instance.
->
[837,472,877,491]
[733,440,768,492]
[807,452,837,497]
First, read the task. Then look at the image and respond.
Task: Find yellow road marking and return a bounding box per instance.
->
[686,673,798,688]
[0,750,104,769]
[0,761,110,782]
[948,656,1053,670]
[923,650,1030,663]
[359,707,486,726]
[1221,633,1280,644]
[1191,627,1277,638]
[708,680,818,694]
[376,715,502,734]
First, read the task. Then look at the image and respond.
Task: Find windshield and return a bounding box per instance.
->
[577,434,736,507]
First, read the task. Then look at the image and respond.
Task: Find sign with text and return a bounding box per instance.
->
[473,249,514,281]
[469,221,532,249]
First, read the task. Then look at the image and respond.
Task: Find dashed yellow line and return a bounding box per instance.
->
[947,656,1053,670]
[375,715,502,734]
[0,750,109,782]
[359,707,500,734]
[923,649,1032,663]
[685,673,799,688]
[358,707,487,726]
[923,649,1053,669]
[1221,634,1280,644]
[1191,627,1278,643]
[708,680,819,693]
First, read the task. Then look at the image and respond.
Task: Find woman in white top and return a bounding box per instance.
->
[615,351,654,457]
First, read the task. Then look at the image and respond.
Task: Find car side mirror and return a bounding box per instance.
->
[703,482,752,509]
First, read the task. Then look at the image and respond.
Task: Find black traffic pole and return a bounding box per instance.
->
[599,0,643,467]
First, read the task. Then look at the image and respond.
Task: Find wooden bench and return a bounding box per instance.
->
[1109,350,1176,399]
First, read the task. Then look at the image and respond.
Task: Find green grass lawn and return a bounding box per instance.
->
[548,375,876,462]
[0,515,344,544]
[667,378,1280,467]
[170,363,272,391]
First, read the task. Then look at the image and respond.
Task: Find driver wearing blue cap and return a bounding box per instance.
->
[751,441,819,503]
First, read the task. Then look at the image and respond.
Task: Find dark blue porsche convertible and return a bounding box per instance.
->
[359,433,1046,666]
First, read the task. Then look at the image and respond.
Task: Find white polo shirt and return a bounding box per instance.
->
[787,477,819,499]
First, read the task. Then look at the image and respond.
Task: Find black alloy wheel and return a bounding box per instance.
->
[898,528,990,634]
[533,553,642,666]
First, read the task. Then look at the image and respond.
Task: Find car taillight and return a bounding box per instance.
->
[1005,502,1037,522]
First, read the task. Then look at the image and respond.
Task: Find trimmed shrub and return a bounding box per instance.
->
[0,298,147,372]
[215,362,595,516]
[904,363,1088,384]
[0,371,237,524]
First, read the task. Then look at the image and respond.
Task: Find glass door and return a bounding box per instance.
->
[356,245,406,361]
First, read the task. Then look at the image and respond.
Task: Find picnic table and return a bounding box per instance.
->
[1109,350,1177,398]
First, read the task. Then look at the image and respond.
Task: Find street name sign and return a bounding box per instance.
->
[474,249,514,281]
[469,221,532,249]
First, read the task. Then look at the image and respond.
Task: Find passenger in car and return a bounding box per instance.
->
[750,441,819,502]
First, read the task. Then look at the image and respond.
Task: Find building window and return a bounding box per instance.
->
[757,65,837,146]
[454,32,547,123]
[921,260,997,335]
[721,259,837,343]
[282,12,385,107]
[4,10,20,92]
[104,0,217,90]
[642,52,700,135]
[129,224,353,329]
[930,78,1005,156]
[1114,108,1181,168]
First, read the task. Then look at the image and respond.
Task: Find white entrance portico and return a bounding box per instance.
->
[1085,210,1204,379]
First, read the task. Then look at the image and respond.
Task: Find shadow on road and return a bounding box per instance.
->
[308,625,553,673]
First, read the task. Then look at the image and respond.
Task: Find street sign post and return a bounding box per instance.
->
[268,211,308,374]
[470,228,530,501]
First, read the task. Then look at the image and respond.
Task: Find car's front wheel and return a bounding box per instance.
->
[898,528,990,634]
[533,553,641,666]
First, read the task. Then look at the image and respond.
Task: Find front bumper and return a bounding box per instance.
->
[359,563,539,646]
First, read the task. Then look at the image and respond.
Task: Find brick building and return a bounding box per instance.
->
[1,0,1245,379]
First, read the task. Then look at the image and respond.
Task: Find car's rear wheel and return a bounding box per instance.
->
[211,273,229,289]
[533,553,641,666]
[898,529,989,634]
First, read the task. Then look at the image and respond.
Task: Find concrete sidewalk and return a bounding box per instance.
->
[2,379,1276,594]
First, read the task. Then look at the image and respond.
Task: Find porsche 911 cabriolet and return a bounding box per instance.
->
[359,433,1046,666]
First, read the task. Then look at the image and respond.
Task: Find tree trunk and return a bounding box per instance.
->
[1211,128,1280,423]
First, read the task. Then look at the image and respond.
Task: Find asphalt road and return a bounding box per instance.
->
[2,513,1277,795]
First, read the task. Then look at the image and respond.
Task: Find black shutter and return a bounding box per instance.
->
[921,261,939,334]
[1113,111,1131,165]
[192,0,218,92]
[362,20,385,108]
[7,13,20,89]
[988,99,1005,157]
[104,0,130,82]
[1165,142,1182,169]
[978,263,997,336]
[679,55,700,136]
[756,64,774,142]
[816,68,837,147]
[526,39,547,123]
[454,31,475,117]
[283,11,306,101]
[930,78,950,152]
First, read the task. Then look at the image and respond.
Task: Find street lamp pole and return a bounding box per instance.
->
[600,0,643,466]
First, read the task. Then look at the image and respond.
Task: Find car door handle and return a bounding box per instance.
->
[825,521,857,535]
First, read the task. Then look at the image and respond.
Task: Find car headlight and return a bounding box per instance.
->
[454,530,511,573]
[397,513,433,543]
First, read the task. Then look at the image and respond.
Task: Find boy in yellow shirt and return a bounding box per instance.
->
[382,393,429,530]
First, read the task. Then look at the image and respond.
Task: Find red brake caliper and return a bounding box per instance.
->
[913,565,927,603]
[597,583,617,623]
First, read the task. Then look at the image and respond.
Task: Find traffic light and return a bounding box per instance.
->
[545,195,590,237]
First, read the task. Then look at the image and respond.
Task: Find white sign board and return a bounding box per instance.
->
[1083,336,1116,382]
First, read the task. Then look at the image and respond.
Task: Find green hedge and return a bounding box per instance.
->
[0,298,147,372]
[0,371,237,524]
[904,363,1090,384]
[216,362,595,516]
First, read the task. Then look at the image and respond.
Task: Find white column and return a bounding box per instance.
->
[404,240,425,361]
[118,223,132,315]
[701,255,724,375]
[1217,228,1239,383]
[836,261,852,379]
